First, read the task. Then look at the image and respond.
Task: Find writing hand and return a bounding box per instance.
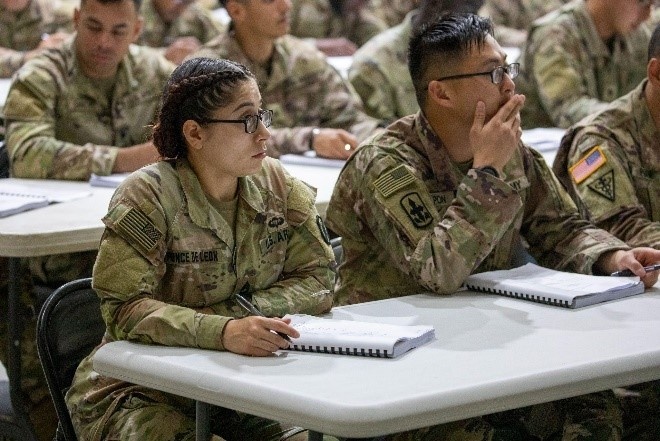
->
[222,316,299,357]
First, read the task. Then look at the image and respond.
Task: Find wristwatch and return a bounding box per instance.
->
[309,128,321,151]
[476,165,500,178]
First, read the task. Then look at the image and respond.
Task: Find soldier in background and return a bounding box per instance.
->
[1,0,173,435]
[516,0,657,129]
[289,0,387,56]
[348,0,483,123]
[553,22,660,250]
[0,0,73,78]
[191,0,382,159]
[138,0,225,64]
[327,13,660,438]
[553,27,660,438]
[66,56,334,441]
[367,0,416,27]
[4,0,174,286]
[477,0,570,47]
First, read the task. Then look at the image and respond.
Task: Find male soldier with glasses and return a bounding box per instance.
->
[327,12,660,440]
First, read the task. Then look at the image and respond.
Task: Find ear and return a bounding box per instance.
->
[73,7,81,30]
[182,119,205,151]
[427,80,453,109]
[225,0,245,22]
[648,57,660,87]
[131,16,144,43]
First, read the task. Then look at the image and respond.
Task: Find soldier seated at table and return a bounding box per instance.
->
[0,0,73,78]
[189,0,383,160]
[138,0,225,64]
[327,12,660,440]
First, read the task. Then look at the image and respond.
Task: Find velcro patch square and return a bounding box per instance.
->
[373,165,415,198]
[570,146,607,184]
[115,207,162,252]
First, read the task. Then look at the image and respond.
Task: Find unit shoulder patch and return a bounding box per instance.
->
[587,169,615,202]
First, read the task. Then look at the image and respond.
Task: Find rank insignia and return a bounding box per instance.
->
[587,169,615,201]
[400,192,432,228]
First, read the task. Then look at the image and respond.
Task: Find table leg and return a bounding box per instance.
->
[7,257,23,407]
[196,400,212,441]
[308,431,324,441]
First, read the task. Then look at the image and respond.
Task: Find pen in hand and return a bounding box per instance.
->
[611,263,660,277]
[234,293,291,342]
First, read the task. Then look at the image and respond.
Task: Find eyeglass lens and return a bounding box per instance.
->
[246,110,273,133]
[493,64,519,84]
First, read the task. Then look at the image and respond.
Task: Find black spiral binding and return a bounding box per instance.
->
[291,344,388,358]
[465,284,570,308]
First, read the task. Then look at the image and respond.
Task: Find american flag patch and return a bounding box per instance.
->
[374,165,415,198]
[569,146,607,184]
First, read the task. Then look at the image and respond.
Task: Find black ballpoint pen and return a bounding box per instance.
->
[234,293,291,342]
[611,263,660,277]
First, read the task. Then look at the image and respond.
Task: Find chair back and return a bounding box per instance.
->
[0,141,9,178]
[36,278,105,441]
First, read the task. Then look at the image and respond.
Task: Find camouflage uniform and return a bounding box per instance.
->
[516,0,655,129]
[0,0,73,78]
[4,36,174,286]
[553,80,660,441]
[348,11,418,122]
[192,32,382,156]
[367,0,416,28]
[138,0,225,48]
[553,80,660,252]
[477,0,570,47]
[289,0,388,48]
[325,111,629,440]
[66,157,335,440]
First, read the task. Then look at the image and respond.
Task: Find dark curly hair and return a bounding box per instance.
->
[152,57,256,159]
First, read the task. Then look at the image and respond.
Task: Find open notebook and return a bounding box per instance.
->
[0,181,92,218]
[464,263,645,308]
[283,314,435,358]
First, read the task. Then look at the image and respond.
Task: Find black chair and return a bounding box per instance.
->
[0,361,38,441]
[36,279,105,441]
[0,141,9,179]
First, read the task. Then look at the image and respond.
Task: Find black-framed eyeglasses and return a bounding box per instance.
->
[199,109,273,134]
[435,63,520,85]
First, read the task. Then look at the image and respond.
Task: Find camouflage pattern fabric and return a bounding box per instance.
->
[4,37,175,180]
[348,11,418,122]
[326,111,628,305]
[342,391,623,440]
[0,0,73,78]
[138,0,225,48]
[191,32,382,156]
[325,110,636,441]
[4,35,174,286]
[516,0,655,129]
[367,0,416,27]
[66,157,335,441]
[289,0,388,47]
[477,0,570,47]
[553,80,660,250]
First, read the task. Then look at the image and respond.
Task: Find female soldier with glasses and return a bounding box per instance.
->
[65,57,335,441]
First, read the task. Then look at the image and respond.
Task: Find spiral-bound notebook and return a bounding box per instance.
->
[464,263,645,308]
[0,181,93,218]
[283,314,435,358]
